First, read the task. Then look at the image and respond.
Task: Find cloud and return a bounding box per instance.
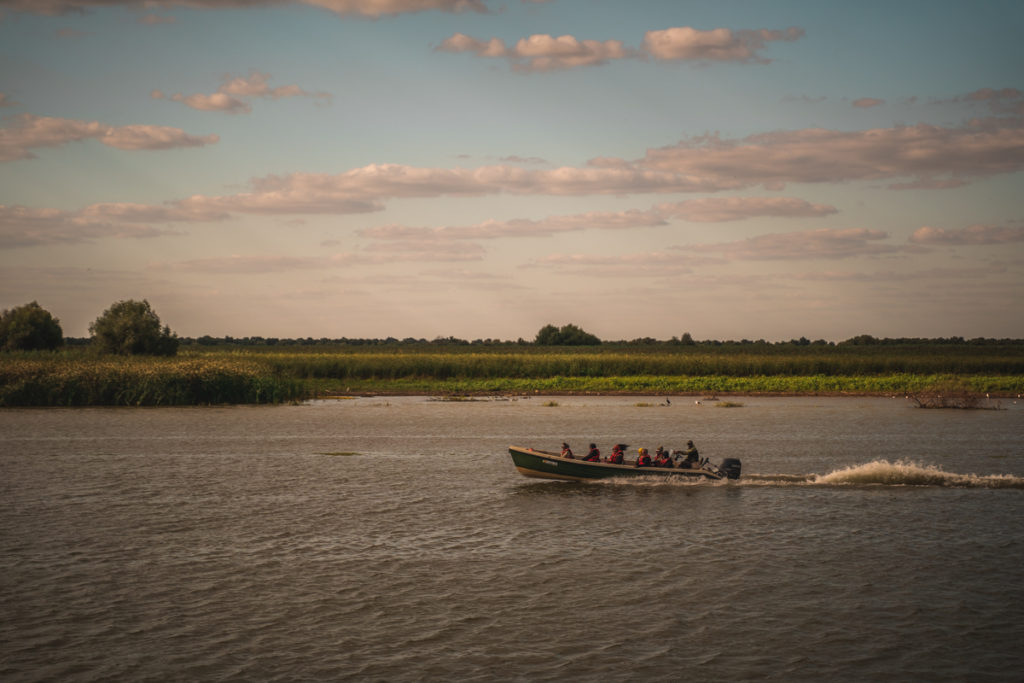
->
[962,87,1022,102]
[138,13,175,24]
[54,27,89,37]
[363,240,485,261]
[360,209,667,242]
[153,71,331,114]
[642,26,804,63]
[656,196,838,222]
[153,254,357,274]
[0,93,19,107]
[0,0,488,19]
[525,251,709,276]
[909,224,1024,245]
[677,228,902,261]
[439,25,802,72]
[0,113,218,161]
[360,197,834,244]
[438,32,632,72]
[152,89,251,114]
[852,97,884,108]
[791,266,1004,283]
[0,200,230,247]
[0,204,181,247]
[637,117,1024,189]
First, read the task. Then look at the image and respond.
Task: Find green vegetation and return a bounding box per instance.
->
[0,302,63,352]
[0,355,302,406]
[90,299,179,357]
[534,323,601,346]
[1,340,1021,406]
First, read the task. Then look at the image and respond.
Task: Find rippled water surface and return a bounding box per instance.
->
[2,396,1022,681]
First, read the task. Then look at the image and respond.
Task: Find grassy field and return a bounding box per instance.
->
[2,343,1022,406]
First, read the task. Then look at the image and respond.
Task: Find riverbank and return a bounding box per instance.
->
[2,345,1022,406]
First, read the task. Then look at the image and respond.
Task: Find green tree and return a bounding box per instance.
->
[534,323,601,346]
[89,299,179,356]
[0,301,64,351]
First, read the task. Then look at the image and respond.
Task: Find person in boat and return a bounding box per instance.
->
[677,440,700,468]
[635,447,652,467]
[582,443,600,462]
[653,448,674,468]
[561,442,574,459]
[606,443,625,464]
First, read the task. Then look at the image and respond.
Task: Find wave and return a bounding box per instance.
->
[806,459,1024,489]
[591,460,1024,489]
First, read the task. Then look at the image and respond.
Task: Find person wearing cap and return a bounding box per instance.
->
[654,447,673,468]
[560,442,574,459]
[678,440,699,468]
[634,447,652,467]
[582,443,600,462]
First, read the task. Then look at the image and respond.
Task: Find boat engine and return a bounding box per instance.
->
[719,458,742,480]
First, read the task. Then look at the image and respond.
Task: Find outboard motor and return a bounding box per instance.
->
[719,458,742,480]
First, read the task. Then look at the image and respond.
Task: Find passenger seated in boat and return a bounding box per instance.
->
[653,449,673,468]
[676,441,699,468]
[583,443,600,461]
[606,444,624,464]
[561,442,574,459]
[634,447,652,467]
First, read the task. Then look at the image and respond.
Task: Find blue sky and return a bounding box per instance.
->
[1,0,1022,340]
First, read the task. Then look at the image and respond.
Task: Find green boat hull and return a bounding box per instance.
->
[509,446,726,482]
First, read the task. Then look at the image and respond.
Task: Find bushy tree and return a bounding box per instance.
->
[89,299,179,356]
[534,323,601,346]
[0,301,64,351]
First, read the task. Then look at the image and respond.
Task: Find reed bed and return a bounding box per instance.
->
[2,344,1021,406]
[249,346,1024,380]
[0,354,303,406]
[312,374,1022,397]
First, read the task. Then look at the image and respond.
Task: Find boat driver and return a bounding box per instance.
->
[677,441,699,468]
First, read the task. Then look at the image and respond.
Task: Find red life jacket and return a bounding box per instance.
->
[609,452,623,464]
[583,449,600,462]
[636,454,651,467]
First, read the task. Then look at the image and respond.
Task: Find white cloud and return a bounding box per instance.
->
[0,114,218,161]
[637,117,1024,188]
[360,209,666,241]
[439,32,632,72]
[656,197,837,222]
[852,97,884,108]
[138,13,175,24]
[0,0,488,19]
[642,26,804,63]
[909,224,1024,245]
[439,25,802,72]
[677,228,902,261]
[0,204,179,247]
[153,71,331,114]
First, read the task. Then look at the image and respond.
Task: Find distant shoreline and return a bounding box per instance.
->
[2,344,1021,407]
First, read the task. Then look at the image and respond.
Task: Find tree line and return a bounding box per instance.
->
[1,300,178,356]
[2,301,1022,356]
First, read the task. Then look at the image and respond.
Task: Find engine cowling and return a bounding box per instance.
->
[719,458,742,479]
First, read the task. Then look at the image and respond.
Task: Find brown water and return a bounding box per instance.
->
[2,396,1022,681]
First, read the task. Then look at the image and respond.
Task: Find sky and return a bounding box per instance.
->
[1,0,1023,342]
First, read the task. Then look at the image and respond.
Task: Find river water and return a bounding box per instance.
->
[1,396,1022,681]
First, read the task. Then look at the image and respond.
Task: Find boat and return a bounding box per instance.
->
[508,445,741,482]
